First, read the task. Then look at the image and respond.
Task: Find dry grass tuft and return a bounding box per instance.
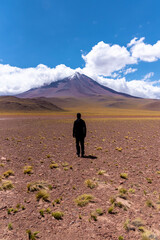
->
[75,194,94,207]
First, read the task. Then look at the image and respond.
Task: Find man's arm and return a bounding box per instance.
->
[73,121,76,138]
[83,121,86,138]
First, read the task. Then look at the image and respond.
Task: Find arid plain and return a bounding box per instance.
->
[1,107,160,240]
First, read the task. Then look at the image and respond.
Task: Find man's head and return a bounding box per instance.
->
[77,113,81,119]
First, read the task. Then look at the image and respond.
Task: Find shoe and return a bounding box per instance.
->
[77,153,80,157]
[81,154,85,158]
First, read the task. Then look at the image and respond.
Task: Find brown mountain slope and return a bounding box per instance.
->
[0,96,64,112]
[17,72,137,98]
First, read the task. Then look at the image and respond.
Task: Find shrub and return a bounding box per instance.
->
[75,194,94,207]
[8,223,13,230]
[120,173,128,179]
[2,180,14,190]
[52,211,64,220]
[50,163,59,169]
[27,181,50,192]
[90,212,97,221]
[97,170,106,175]
[36,190,49,202]
[23,166,33,174]
[39,209,45,217]
[108,205,114,214]
[96,208,103,215]
[146,199,154,208]
[96,147,102,150]
[85,179,97,189]
[26,229,39,240]
[3,170,14,178]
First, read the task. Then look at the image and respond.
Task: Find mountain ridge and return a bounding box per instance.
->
[17,72,138,99]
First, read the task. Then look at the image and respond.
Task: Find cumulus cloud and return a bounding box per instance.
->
[1,37,160,99]
[0,64,75,95]
[95,75,160,99]
[129,37,160,62]
[82,41,137,76]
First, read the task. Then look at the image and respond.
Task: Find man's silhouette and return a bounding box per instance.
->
[73,113,86,157]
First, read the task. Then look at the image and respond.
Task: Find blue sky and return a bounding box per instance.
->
[1,0,160,98]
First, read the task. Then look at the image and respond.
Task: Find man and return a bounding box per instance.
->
[73,113,86,157]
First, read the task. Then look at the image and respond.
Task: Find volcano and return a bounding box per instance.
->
[17,72,135,98]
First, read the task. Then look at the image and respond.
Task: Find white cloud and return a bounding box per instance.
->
[95,75,160,99]
[1,38,160,99]
[0,64,75,95]
[127,37,145,47]
[124,68,137,75]
[129,38,160,62]
[143,72,154,81]
[82,41,137,76]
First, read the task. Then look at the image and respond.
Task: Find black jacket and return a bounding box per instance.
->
[73,119,86,138]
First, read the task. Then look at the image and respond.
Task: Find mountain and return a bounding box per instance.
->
[17,72,136,98]
[0,96,64,112]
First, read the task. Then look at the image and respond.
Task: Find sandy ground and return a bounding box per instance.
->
[1,115,160,239]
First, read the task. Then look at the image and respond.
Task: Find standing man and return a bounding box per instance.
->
[73,113,86,157]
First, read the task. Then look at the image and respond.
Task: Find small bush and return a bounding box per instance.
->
[146,199,154,208]
[36,190,49,202]
[52,211,64,220]
[90,212,97,221]
[146,178,152,184]
[75,194,94,207]
[2,180,14,190]
[3,170,14,178]
[120,173,128,179]
[118,236,124,240]
[26,229,39,240]
[39,209,45,217]
[23,166,33,174]
[8,223,13,230]
[85,179,97,189]
[97,170,106,175]
[50,163,59,169]
[119,188,127,194]
[62,162,69,167]
[96,208,103,215]
[27,181,50,192]
[108,205,114,214]
[96,147,102,150]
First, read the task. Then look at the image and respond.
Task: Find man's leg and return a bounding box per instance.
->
[76,138,80,157]
[80,138,85,157]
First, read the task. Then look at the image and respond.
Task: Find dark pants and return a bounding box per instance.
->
[76,137,84,156]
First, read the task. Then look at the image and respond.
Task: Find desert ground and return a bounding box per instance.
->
[1,111,160,240]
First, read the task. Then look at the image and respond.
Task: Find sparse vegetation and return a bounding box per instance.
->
[50,163,59,169]
[97,170,106,175]
[146,199,154,208]
[3,170,14,178]
[52,211,64,220]
[26,229,39,240]
[1,180,14,190]
[85,179,97,189]
[90,212,97,221]
[27,181,50,192]
[108,205,114,214]
[75,194,94,207]
[23,166,33,174]
[96,208,103,215]
[120,173,128,179]
[8,223,13,230]
[36,190,49,201]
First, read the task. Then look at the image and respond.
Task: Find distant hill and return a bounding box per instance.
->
[17,72,137,98]
[0,96,64,112]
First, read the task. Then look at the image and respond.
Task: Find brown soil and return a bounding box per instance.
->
[1,115,160,239]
